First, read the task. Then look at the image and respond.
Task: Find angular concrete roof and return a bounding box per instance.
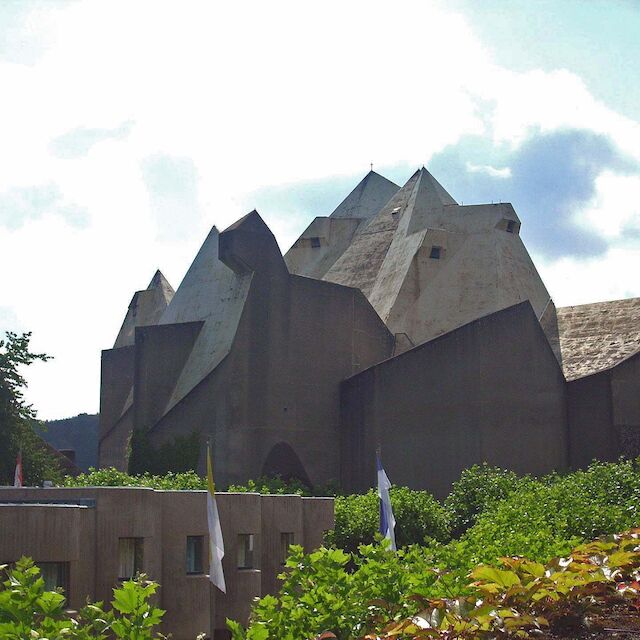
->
[557,297,640,380]
[159,223,252,412]
[323,169,423,296]
[288,166,555,354]
[283,170,399,280]
[329,170,400,219]
[113,269,175,348]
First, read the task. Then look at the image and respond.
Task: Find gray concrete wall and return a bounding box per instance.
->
[99,346,135,441]
[566,370,616,469]
[134,321,204,432]
[565,350,640,467]
[340,302,569,498]
[613,351,639,459]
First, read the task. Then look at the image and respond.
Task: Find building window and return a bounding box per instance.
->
[506,219,516,233]
[429,246,442,259]
[237,534,254,569]
[38,562,70,595]
[118,538,143,580]
[186,536,204,575]
[280,532,295,565]
[310,236,321,248]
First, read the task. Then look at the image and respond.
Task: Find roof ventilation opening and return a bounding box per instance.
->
[496,217,519,234]
[429,246,442,260]
[310,237,321,248]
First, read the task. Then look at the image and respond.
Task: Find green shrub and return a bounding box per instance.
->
[229,542,442,640]
[444,463,531,537]
[62,467,207,490]
[325,487,450,554]
[228,475,313,495]
[455,459,640,567]
[0,557,168,639]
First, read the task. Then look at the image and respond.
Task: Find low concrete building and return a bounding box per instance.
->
[0,486,333,639]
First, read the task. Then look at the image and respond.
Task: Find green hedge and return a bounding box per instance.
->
[326,486,451,554]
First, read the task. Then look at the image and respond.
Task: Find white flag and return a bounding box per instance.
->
[207,445,226,592]
[377,453,396,551]
[14,450,23,488]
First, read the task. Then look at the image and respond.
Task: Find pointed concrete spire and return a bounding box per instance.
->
[405,167,458,235]
[160,225,222,325]
[417,166,457,206]
[323,170,422,296]
[330,170,400,220]
[113,269,175,348]
[147,269,175,305]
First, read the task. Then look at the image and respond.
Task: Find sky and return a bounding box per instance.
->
[1,0,639,419]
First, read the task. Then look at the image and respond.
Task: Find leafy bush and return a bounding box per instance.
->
[444,463,530,537]
[362,529,640,640]
[457,459,640,567]
[326,487,450,555]
[0,557,168,639]
[233,530,640,640]
[62,467,207,490]
[228,475,314,496]
[228,542,442,640]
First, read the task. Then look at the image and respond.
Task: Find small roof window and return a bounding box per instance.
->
[429,246,442,259]
[310,237,321,248]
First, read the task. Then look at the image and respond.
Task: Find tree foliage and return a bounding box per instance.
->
[0,557,170,639]
[0,331,60,485]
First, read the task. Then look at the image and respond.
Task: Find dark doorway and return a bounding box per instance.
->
[261,442,312,488]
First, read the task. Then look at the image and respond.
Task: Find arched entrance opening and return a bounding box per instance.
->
[261,442,312,488]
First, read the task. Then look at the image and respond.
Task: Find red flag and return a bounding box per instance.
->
[14,450,23,488]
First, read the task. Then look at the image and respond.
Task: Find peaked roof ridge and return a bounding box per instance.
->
[404,167,458,235]
[222,209,271,234]
[329,170,400,220]
[159,224,222,325]
[418,166,457,206]
[359,169,423,230]
[147,269,175,300]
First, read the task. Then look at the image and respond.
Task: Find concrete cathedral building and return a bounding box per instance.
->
[99,167,640,498]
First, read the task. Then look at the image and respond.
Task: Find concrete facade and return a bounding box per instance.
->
[340,302,568,498]
[0,487,333,640]
[96,167,640,497]
[99,210,394,487]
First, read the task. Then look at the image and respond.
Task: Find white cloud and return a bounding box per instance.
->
[538,244,640,307]
[0,0,639,417]
[466,162,512,178]
[577,170,640,239]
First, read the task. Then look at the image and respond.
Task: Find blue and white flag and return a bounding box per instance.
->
[376,453,396,551]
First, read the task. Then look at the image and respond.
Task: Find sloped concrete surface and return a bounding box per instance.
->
[113,270,174,348]
[558,297,640,380]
